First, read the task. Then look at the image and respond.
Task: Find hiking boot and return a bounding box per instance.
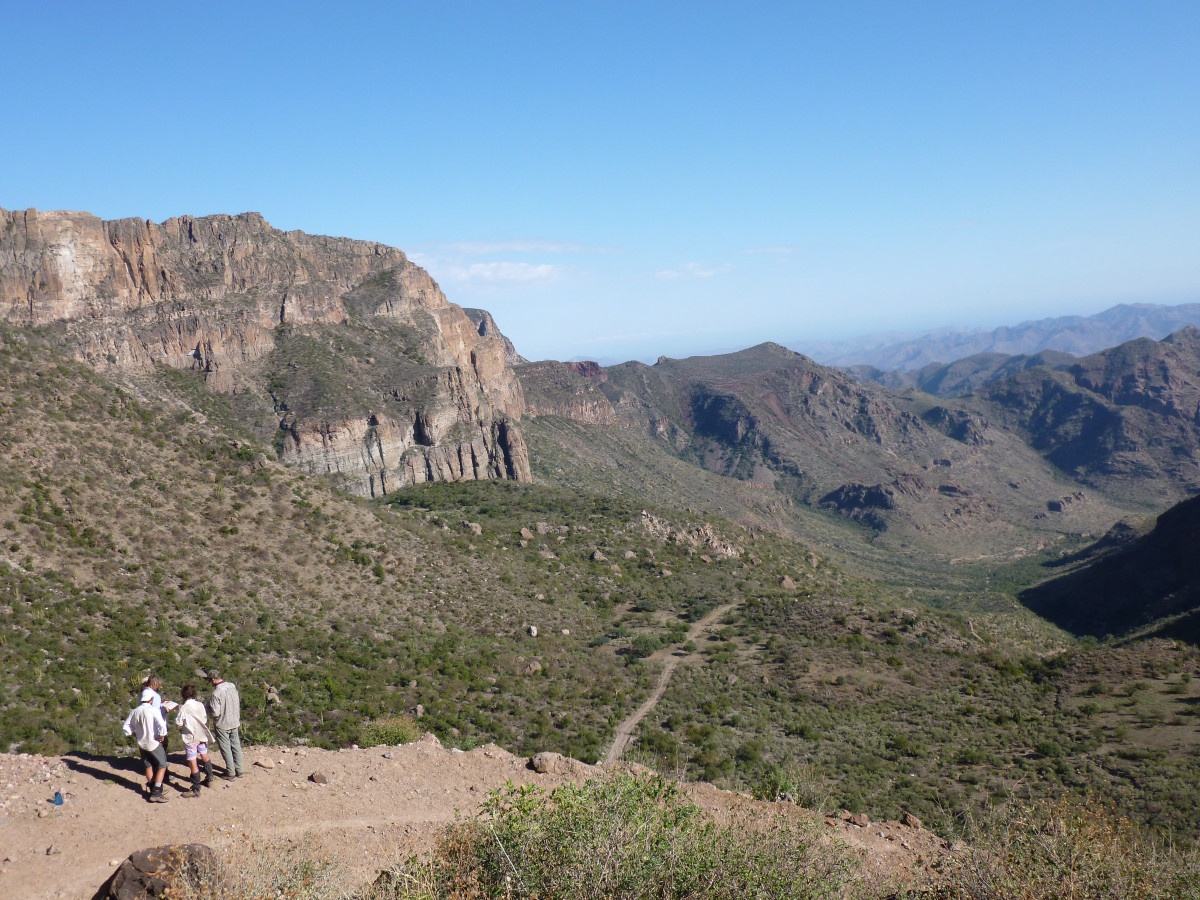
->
[149,787,168,803]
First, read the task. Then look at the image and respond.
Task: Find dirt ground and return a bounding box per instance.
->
[0,735,949,898]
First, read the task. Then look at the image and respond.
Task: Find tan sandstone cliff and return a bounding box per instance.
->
[0,207,530,494]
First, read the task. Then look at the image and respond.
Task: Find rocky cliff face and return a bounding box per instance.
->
[516,360,618,425]
[0,207,530,495]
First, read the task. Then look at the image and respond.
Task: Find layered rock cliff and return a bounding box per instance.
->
[0,207,530,494]
[516,360,618,425]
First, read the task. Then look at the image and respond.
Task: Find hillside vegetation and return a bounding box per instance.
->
[6,325,1200,846]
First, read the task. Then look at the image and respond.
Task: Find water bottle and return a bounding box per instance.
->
[53,791,63,806]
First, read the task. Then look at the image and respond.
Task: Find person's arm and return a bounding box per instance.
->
[122,709,135,737]
[153,707,168,740]
[208,689,224,720]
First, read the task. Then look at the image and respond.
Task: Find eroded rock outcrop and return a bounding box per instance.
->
[517,359,619,425]
[1,208,530,494]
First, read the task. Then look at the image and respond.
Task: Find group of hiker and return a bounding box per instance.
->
[121,669,244,803]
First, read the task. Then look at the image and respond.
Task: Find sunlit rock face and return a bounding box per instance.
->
[1,207,530,495]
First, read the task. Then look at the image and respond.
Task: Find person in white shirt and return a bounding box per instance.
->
[122,689,170,803]
[141,674,178,785]
[175,684,215,797]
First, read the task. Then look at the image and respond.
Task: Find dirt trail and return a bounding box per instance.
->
[604,602,736,764]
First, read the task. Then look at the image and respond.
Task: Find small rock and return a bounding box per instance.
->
[519,527,534,540]
[561,629,570,636]
[848,813,870,828]
[523,660,542,675]
[780,575,796,591]
[382,752,394,760]
[309,773,329,785]
[254,759,275,770]
[417,732,442,749]
[46,845,61,855]
[413,704,424,718]
[902,811,923,829]
[462,521,482,536]
[623,550,637,560]
[591,549,606,561]
[528,625,538,637]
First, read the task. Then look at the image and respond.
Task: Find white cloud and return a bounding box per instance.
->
[438,239,587,255]
[653,262,733,280]
[442,261,562,287]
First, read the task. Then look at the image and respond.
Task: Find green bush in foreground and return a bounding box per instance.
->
[358,715,423,748]
[369,773,858,899]
[930,796,1200,900]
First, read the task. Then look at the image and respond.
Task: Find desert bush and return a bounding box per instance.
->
[372,773,857,899]
[932,796,1200,899]
[358,715,422,747]
[172,836,346,899]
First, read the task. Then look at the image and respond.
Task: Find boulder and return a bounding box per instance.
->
[94,844,219,900]
[529,751,589,775]
[780,575,796,591]
[519,527,534,540]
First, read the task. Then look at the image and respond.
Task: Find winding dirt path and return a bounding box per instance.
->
[604,602,737,764]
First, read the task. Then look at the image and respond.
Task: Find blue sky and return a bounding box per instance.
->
[4,2,1198,362]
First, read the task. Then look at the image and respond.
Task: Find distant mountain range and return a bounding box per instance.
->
[792,303,1200,371]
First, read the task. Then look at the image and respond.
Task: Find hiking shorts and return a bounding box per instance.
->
[184,741,208,761]
[140,743,168,772]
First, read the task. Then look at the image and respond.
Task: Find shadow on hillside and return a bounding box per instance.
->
[1019,499,1200,643]
[63,751,150,795]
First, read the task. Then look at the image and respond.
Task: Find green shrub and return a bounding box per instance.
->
[374,773,857,899]
[933,796,1200,899]
[358,715,422,747]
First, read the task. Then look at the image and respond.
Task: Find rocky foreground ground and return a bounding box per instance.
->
[0,736,948,898]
